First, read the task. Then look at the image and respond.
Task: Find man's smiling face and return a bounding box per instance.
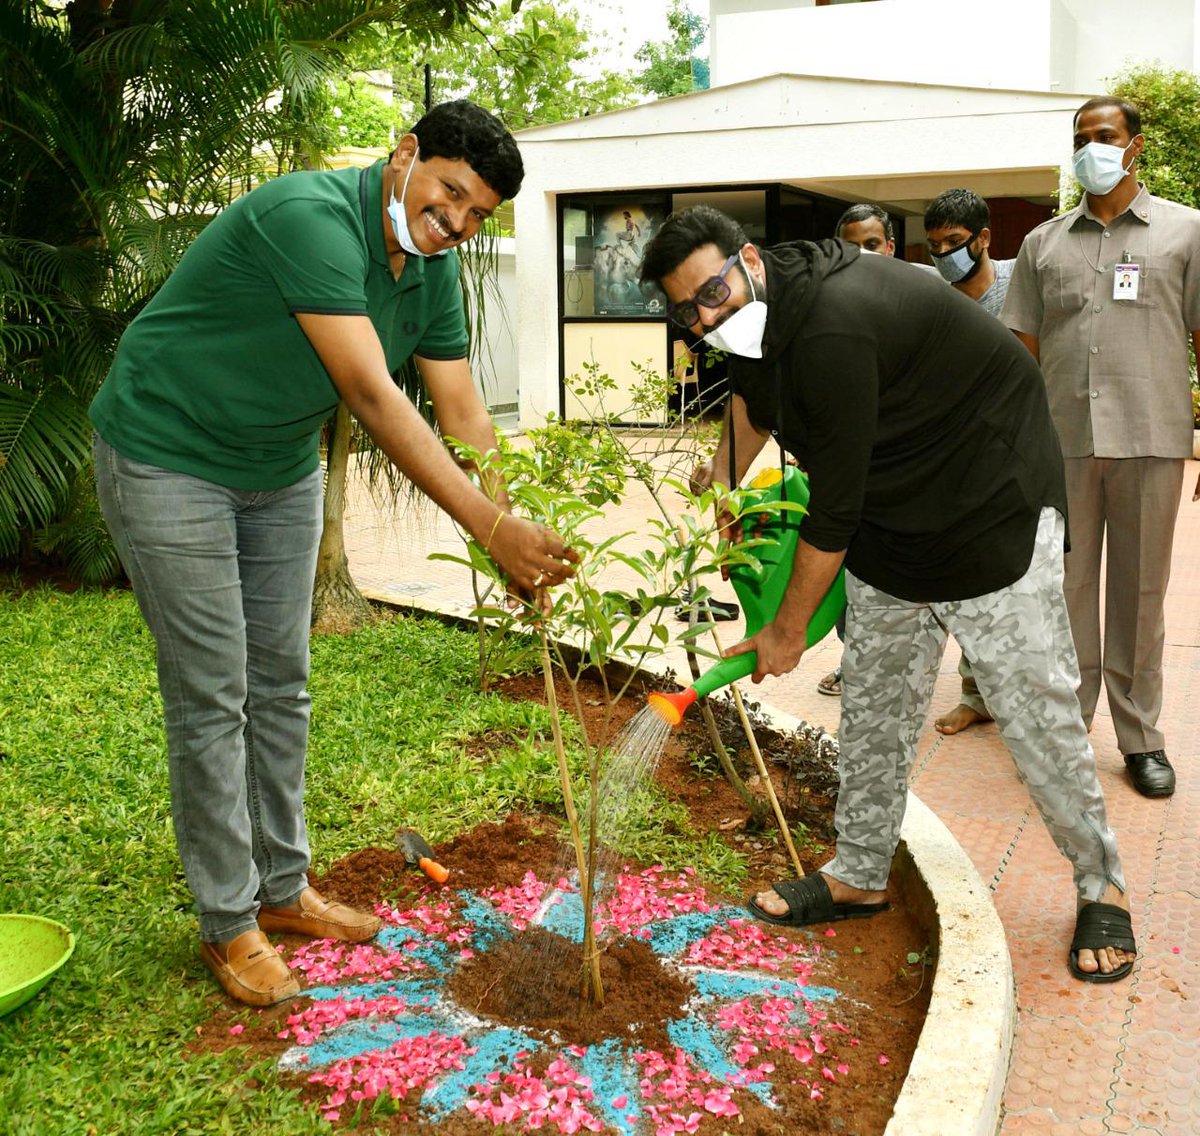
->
[386,137,501,256]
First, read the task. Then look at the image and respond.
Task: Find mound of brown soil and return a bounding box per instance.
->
[194,667,930,1136]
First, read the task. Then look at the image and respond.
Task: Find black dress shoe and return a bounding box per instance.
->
[1123,750,1175,798]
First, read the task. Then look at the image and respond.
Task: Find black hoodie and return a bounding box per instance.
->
[729,239,1068,602]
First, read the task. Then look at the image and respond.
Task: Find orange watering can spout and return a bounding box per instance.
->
[647,688,698,727]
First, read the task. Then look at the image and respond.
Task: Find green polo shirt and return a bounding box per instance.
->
[90,161,469,489]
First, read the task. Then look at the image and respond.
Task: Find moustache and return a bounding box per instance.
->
[425,208,462,242]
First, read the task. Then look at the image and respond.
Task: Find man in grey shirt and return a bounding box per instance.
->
[1002,96,1200,798]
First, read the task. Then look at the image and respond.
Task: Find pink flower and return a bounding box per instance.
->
[878,1054,890,1065]
[228,1024,244,1036]
[702,1089,739,1117]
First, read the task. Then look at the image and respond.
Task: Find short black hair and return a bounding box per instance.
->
[924,188,990,234]
[834,203,893,242]
[1073,96,1141,137]
[639,205,748,286]
[410,99,524,201]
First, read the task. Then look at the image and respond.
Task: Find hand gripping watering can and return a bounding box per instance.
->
[648,464,846,726]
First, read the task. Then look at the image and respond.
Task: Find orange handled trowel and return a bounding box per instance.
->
[396,828,450,885]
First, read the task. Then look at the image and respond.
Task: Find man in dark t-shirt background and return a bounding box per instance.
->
[640,205,1137,984]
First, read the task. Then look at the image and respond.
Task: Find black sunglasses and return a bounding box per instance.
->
[666,253,740,329]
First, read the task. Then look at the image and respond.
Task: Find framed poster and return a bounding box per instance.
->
[592,202,668,316]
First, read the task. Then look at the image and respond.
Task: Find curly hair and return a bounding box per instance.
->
[409,100,524,201]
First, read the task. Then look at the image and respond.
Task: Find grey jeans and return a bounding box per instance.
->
[95,436,323,942]
[826,507,1124,904]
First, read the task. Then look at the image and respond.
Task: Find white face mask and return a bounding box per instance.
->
[931,234,982,284]
[385,143,447,258]
[1072,139,1136,197]
[703,255,767,358]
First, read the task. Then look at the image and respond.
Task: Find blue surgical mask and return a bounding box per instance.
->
[1072,139,1136,197]
[385,143,446,258]
[703,255,767,358]
[931,234,982,284]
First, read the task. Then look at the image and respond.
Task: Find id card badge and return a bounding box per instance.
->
[1113,262,1140,301]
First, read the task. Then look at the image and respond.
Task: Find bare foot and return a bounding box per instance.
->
[1073,883,1137,977]
[934,703,993,735]
[753,872,887,917]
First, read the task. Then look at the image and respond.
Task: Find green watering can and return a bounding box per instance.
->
[649,464,845,726]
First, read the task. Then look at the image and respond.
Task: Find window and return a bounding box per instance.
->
[560,195,670,318]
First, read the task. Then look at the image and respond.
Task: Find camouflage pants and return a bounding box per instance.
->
[956,654,989,716]
[824,508,1124,903]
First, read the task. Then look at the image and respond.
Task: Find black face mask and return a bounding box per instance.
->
[930,232,983,284]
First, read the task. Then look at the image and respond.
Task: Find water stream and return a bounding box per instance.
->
[505,702,675,1011]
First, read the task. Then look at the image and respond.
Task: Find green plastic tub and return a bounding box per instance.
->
[0,914,75,1017]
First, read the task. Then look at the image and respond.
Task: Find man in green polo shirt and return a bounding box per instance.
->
[91,100,577,1007]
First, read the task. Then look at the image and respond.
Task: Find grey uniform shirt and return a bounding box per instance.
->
[1001,184,1200,459]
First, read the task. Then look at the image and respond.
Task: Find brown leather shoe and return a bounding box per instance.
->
[257,887,381,943]
[199,929,300,1007]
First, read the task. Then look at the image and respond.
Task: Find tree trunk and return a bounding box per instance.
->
[311,401,375,635]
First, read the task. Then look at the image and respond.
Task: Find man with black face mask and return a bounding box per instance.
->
[642,204,1137,985]
[925,188,1015,316]
[1003,96,1200,800]
[922,189,1017,736]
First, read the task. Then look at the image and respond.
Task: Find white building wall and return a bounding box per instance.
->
[513,77,1082,426]
[710,0,1198,94]
[1061,0,1199,88]
[466,237,520,424]
[711,0,1059,91]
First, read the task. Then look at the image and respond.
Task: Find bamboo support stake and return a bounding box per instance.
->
[707,624,806,880]
[673,523,804,879]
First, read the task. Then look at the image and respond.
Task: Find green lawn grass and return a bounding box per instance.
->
[0,583,743,1134]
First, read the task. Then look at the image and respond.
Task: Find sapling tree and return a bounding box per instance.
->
[565,359,771,822]
[438,425,720,1003]
[436,365,789,1006]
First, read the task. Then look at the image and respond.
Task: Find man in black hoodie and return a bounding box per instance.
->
[640,205,1136,984]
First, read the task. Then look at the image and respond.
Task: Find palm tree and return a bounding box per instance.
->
[0,0,487,581]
